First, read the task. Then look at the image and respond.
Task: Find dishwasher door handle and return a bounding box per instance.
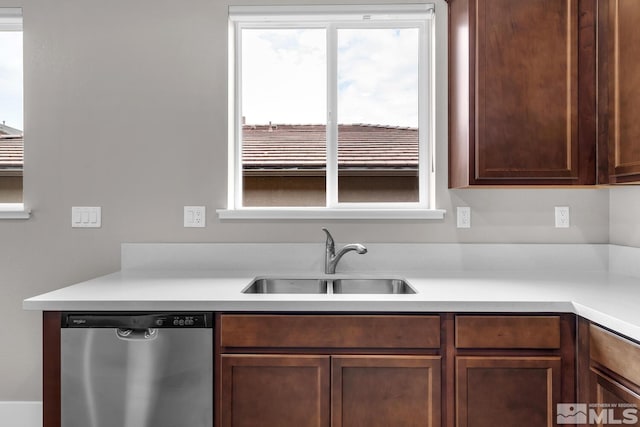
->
[116,328,159,341]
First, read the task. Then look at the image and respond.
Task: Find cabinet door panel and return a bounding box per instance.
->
[449,0,596,186]
[590,369,640,426]
[476,0,578,180]
[220,355,329,427]
[456,356,561,427]
[332,356,441,427]
[601,0,640,183]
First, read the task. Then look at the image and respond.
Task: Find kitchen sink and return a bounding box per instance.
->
[242,277,415,294]
[332,278,416,294]
[242,278,329,294]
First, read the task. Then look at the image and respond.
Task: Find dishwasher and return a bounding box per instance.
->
[61,312,213,427]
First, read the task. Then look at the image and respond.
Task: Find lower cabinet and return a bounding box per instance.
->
[590,370,640,426]
[220,354,441,427]
[216,313,578,427]
[584,323,640,426]
[220,355,330,427]
[332,356,441,427]
[456,356,561,427]
[454,315,573,427]
[217,314,442,427]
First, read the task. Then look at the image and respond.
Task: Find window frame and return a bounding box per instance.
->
[221,4,443,220]
[0,7,28,219]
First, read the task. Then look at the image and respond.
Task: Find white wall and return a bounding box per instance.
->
[0,0,612,401]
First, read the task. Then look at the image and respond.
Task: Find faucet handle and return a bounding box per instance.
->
[322,227,335,251]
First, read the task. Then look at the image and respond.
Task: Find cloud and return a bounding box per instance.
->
[241,28,327,125]
[337,28,419,127]
[241,26,420,128]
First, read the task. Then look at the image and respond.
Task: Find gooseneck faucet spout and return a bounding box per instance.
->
[322,228,368,274]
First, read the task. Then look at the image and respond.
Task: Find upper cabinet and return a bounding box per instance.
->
[598,0,640,183]
[449,0,597,187]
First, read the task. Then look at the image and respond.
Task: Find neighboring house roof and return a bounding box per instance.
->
[0,122,23,136]
[242,124,418,170]
[0,124,23,171]
[1,124,417,173]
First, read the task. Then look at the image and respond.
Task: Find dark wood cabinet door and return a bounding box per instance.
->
[456,356,561,427]
[332,355,441,427]
[599,0,640,183]
[449,0,596,186]
[220,355,330,427]
[590,370,640,426]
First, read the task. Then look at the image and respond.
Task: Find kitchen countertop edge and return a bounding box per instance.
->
[22,269,640,342]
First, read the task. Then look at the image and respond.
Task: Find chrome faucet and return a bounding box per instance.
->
[322,228,368,274]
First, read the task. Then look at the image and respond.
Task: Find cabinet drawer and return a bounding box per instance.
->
[590,325,640,386]
[220,315,440,349]
[456,315,561,349]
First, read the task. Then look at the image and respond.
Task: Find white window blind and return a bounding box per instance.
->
[0,8,22,31]
[229,4,434,22]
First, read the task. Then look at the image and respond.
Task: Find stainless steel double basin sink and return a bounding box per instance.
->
[242,276,416,294]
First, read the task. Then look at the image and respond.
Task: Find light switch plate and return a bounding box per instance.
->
[72,207,101,228]
[184,206,206,227]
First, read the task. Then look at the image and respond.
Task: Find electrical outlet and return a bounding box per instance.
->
[457,207,471,228]
[184,206,206,227]
[555,206,570,228]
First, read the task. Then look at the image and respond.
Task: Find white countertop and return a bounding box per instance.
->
[23,268,640,342]
[22,243,640,342]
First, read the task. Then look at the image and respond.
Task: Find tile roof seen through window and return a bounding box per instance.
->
[242,124,418,170]
[1,124,419,172]
[0,124,23,171]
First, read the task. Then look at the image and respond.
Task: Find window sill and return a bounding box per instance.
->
[217,208,446,220]
[0,203,31,219]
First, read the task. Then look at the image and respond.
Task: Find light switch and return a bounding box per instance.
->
[184,206,206,227]
[73,210,82,224]
[72,207,101,228]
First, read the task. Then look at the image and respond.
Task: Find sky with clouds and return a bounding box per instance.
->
[241,27,419,128]
[0,31,23,131]
[0,27,419,133]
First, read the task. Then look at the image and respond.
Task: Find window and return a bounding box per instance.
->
[224,4,442,219]
[0,8,24,214]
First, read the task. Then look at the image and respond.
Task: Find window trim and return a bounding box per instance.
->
[0,8,26,217]
[223,3,442,219]
[0,203,30,219]
[217,207,445,220]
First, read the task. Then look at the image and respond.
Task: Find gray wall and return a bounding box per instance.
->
[0,0,615,401]
[610,187,640,247]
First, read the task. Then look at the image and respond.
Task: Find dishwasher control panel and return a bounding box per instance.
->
[62,312,213,328]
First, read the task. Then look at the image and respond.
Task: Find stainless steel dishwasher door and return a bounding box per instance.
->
[61,313,213,427]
